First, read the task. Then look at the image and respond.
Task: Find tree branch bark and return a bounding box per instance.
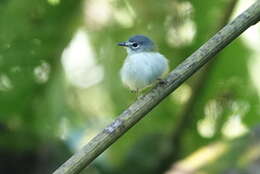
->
[53,1,260,174]
[156,0,240,172]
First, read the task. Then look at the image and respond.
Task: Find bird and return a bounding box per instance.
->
[118,35,169,93]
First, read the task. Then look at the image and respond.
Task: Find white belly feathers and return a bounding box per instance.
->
[120,52,169,91]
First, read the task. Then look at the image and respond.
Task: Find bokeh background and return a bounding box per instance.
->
[1,0,260,173]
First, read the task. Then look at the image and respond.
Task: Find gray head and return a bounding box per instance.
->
[118,35,156,54]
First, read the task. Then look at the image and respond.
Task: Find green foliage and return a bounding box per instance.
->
[1,0,260,173]
[0,0,82,162]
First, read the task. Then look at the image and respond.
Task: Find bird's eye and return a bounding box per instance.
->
[132,43,139,48]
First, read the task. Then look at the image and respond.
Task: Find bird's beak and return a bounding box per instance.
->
[117,41,132,47]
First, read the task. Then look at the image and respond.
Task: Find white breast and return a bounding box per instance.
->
[120,52,169,91]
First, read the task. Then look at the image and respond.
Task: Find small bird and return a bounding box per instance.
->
[118,35,169,93]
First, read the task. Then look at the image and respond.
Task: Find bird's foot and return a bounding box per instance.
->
[130,89,143,100]
[157,78,167,85]
[130,90,138,93]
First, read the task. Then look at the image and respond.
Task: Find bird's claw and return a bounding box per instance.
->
[157,78,167,85]
[130,90,138,93]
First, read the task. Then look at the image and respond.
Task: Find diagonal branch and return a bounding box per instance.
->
[53,1,260,174]
[156,0,240,172]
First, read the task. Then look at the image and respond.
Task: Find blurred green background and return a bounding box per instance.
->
[1,0,260,173]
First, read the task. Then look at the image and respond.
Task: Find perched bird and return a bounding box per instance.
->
[118,35,169,93]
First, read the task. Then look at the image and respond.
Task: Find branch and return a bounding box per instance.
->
[156,0,240,172]
[53,1,260,174]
